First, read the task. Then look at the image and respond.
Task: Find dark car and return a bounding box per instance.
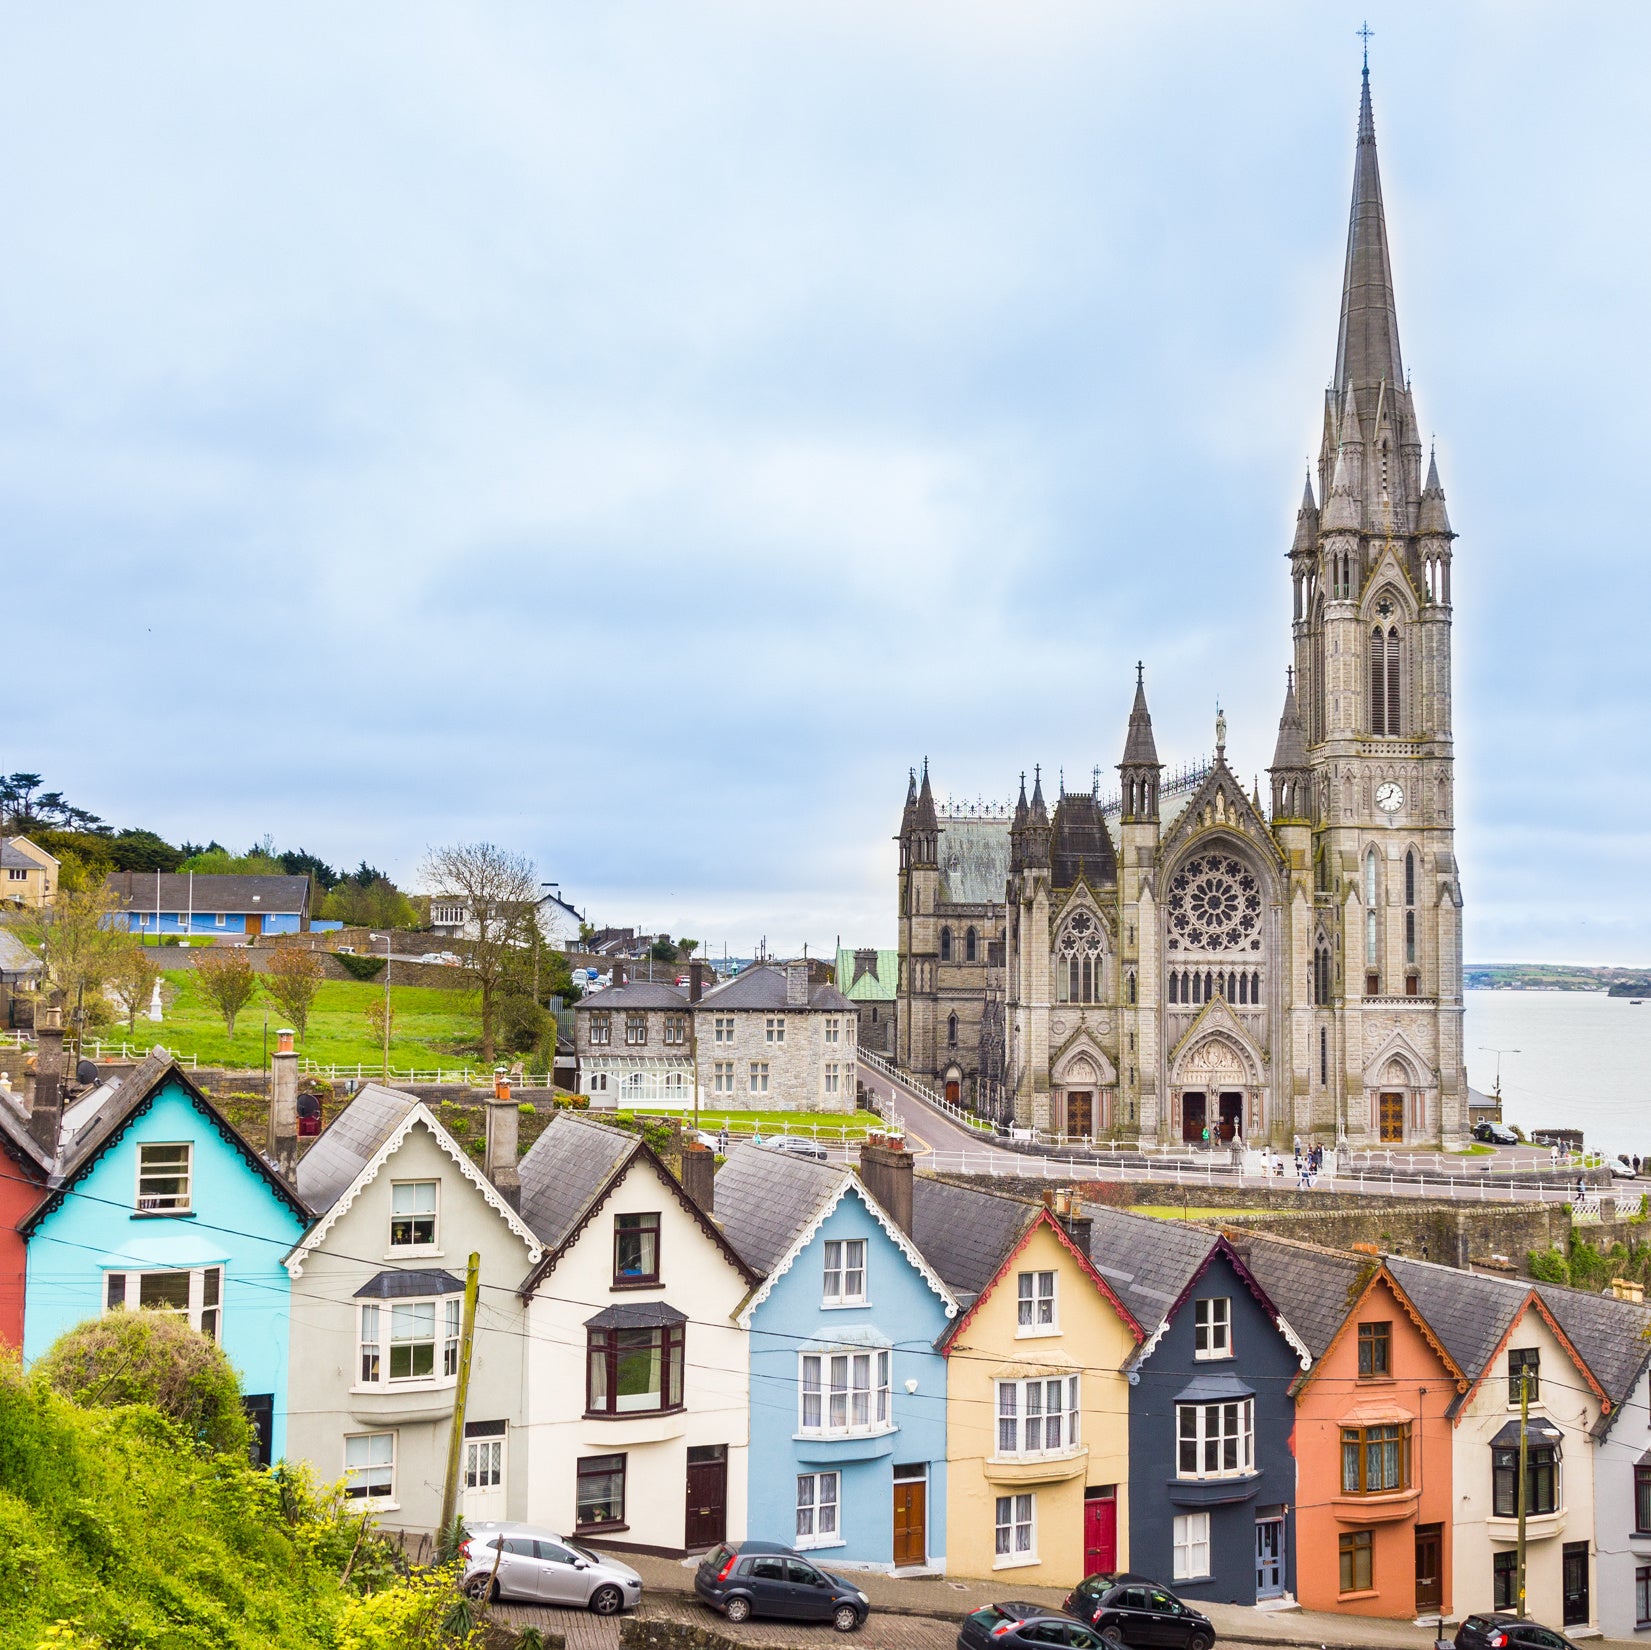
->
[1061,1574,1214,1650]
[1448,1616,1580,1650]
[958,1601,1107,1648]
[695,1539,869,1633]
[1473,1122,1520,1146]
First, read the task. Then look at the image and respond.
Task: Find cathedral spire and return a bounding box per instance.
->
[1269,667,1311,822]
[914,758,938,832]
[1292,470,1319,555]
[1333,61,1405,402]
[900,768,918,837]
[1118,663,1163,825]
[1417,444,1454,537]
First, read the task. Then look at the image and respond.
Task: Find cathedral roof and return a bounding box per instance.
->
[914,761,938,833]
[1050,792,1118,888]
[1334,65,1405,401]
[937,816,1012,906]
[1120,666,1160,768]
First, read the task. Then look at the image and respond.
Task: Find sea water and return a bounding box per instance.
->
[1463,988,1651,1158]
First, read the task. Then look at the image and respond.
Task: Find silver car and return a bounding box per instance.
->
[460,1522,642,1614]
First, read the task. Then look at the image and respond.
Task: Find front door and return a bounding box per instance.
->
[1218,1092,1244,1141]
[1255,1517,1285,1599]
[245,913,263,936]
[1181,1091,1207,1144]
[1380,1092,1405,1143]
[945,1080,960,1106]
[1414,1524,1443,1614]
[893,1471,926,1567]
[685,1445,727,1551]
[1067,1091,1094,1139]
[1084,1488,1117,1577]
[462,1421,507,1523]
[1563,1542,1590,1626]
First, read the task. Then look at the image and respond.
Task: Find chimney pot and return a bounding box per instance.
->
[270,1033,300,1180]
[277,1028,294,1056]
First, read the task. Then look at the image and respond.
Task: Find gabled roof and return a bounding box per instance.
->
[1292,1256,1468,1398]
[286,1090,541,1275]
[104,871,311,914]
[20,1053,309,1234]
[575,980,688,1012]
[714,1146,956,1327]
[698,965,852,1014]
[834,948,898,1003]
[0,1093,51,1180]
[516,1112,757,1296]
[911,1175,1038,1307]
[1538,1282,1651,1436]
[1,836,57,869]
[1385,1255,1532,1397]
[1228,1230,1375,1360]
[0,930,42,975]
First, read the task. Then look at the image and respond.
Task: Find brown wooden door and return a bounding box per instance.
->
[944,1081,960,1106]
[1182,1092,1207,1143]
[1067,1091,1093,1137]
[684,1447,727,1551]
[892,1477,926,1567]
[1380,1092,1405,1143]
[1414,1523,1443,1613]
[245,914,262,937]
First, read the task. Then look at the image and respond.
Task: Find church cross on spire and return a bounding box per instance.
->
[1358,20,1373,68]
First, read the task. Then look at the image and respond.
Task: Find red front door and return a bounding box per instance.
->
[1083,1489,1117,1577]
[945,1081,960,1106]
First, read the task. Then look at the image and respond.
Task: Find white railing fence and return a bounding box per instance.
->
[856,1048,995,1136]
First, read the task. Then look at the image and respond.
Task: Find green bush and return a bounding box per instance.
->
[496,993,550,1054]
[1528,1246,1571,1285]
[335,952,387,981]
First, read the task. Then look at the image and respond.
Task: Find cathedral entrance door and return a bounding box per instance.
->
[1218,1092,1244,1141]
[1379,1092,1405,1143]
[1067,1092,1093,1139]
[1181,1092,1207,1144]
[945,1080,960,1107]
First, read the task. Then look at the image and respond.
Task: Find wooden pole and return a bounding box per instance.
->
[439,1252,482,1539]
[1516,1364,1530,1615]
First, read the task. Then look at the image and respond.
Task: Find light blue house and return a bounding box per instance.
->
[104,871,311,937]
[21,1052,309,1464]
[715,1144,955,1572]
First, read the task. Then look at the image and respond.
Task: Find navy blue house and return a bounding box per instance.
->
[1085,1208,1309,1606]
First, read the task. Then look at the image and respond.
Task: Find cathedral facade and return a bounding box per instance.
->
[895,68,1468,1149]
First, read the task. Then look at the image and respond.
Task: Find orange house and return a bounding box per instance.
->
[1291,1261,1467,1620]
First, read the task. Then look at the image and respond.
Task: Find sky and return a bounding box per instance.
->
[5,3,1649,964]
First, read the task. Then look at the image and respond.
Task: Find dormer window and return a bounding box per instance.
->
[136,1142,192,1213]
[389,1180,438,1249]
[1193,1297,1232,1360]
[614,1213,661,1285]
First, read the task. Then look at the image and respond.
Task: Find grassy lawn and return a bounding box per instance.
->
[90,971,482,1074]
[679,1108,878,1135]
[1128,1205,1257,1220]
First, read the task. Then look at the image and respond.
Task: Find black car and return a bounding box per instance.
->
[1061,1573,1214,1650]
[958,1602,1107,1648]
[695,1539,869,1633]
[1449,1616,1580,1650]
[1473,1122,1520,1146]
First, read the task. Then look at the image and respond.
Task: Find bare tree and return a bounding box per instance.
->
[420,842,539,1064]
[263,946,324,1038]
[107,945,164,1030]
[18,886,132,1037]
[196,947,258,1039]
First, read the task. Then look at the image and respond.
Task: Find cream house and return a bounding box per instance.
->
[285,1083,542,1534]
[1,837,58,909]
[515,1112,756,1554]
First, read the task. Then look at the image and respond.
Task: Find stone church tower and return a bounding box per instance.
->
[894,66,1469,1148]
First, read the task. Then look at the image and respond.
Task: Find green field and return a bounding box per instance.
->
[688,1108,878,1136]
[89,970,483,1074]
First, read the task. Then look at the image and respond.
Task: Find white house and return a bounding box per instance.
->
[514,1112,756,1554]
[428,887,583,950]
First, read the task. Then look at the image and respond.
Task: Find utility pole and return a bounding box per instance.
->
[1516,1364,1530,1616]
[373,930,392,1082]
[439,1251,482,1538]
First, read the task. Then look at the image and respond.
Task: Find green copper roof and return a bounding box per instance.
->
[834,947,898,1002]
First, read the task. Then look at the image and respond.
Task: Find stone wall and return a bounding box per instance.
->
[619,1619,740,1650]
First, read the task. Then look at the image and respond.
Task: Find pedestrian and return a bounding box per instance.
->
[1550,1143,1560,1169]
[718,1125,729,1154]
[1578,1176,1587,1201]
[1636,1155,1642,1176]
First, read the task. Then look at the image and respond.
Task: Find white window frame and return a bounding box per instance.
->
[663,1014,687,1046]
[822,1238,866,1305]
[356,1296,462,1389]
[798,1349,891,1437]
[589,1013,611,1046]
[795,1471,841,1549]
[1193,1297,1232,1360]
[824,1018,840,1045]
[588,1071,610,1094]
[1173,1511,1211,1580]
[136,1141,192,1213]
[103,1265,222,1340]
[388,1179,440,1251]
[824,1062,840,1095]
[714,1017,735,1044]
[463,1421,505,1491]
[343,1431,396,1504]
[766,1016,785,1044]
[994,1375,1081,1459]
[1176,1397,1255,1480]
[712,1061,735,1095]
[6,867,26,882]
[994,1493,1036,1567]
[624,1014,647,1047]
[1016,1270,1057,1335]
[749,1061,769,1094]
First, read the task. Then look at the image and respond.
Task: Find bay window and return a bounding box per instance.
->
[1341,1422,1411,1494]
[799,1349,891,1434]
[103,1265,222,1340]
[1494,1445,1560,1517]
[995,1375,1081,1457]
[355,1280,463,1385]
[585,1303,686,1416]
[1176,1398,1254,1480]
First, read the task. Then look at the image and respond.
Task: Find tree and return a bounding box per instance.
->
[649,935,678,964]
[38,1309,254,1456]
[366,994,394,1046]
[18,886,132,1033]
[420,842,539,1064]
[196,947,257,1038]
[108,828,185,872]
[264,946,324,1038]
[107,945,163,1030]
[677,938,700,958]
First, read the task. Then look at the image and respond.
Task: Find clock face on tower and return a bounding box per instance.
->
[1376,781,1404,814]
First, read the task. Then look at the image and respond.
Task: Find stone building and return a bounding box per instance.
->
[896,66,1467,1149]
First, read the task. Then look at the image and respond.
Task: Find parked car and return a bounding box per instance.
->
[460,1524,642,1614]
[1473,1121,1520,1145]
[761,1136,829,1162]
[695,1539,868,1633]
[1608,1156,1637,1179]
[1448,1616,1583,1650]
[1061,1574,1214,1650]
[959,1602,1107,1649]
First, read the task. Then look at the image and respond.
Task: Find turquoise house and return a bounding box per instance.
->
[716,1145,955,1571]
[22,1053,309,1463]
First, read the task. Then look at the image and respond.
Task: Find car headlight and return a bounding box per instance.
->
[855,1590,868,1603]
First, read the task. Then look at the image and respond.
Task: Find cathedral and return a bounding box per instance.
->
[894,66,1468,1149]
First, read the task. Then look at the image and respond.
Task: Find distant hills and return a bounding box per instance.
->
[1466,964,1651,996]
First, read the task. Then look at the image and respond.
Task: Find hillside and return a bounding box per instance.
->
[1464,963,1651,992]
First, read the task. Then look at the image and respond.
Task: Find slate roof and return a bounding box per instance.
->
[714,1144,849,1276]
[1082,1205,1220,1334]
[295,1083,420,1215]
[910,1175,1037,1306]
[516,1111,639,1250]
[1386,1256,1529,1394]
[575,980,688,1012]
[1050,793,1118,888]
[834,948,898,1003]
[355,1268,465,1298]
[935,816,1011,906]
[698,965,853,1014]
[104,871,311,915]
[0,837,54,869]
[1227,1231,1373,1359]
[0,929,41,975]
[1538,1282,1651,1430]
[0,1090,51,1178]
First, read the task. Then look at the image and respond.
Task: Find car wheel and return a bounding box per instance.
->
[724,1596,752,1624]
[1103,1629,1124,1646]
[1187,1633,1213,1650]
[589,1585,624,1616]
[833,1604,861,1633]
[462,1575,497,1603]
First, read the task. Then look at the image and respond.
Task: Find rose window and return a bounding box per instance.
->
[1167,855,1262,952]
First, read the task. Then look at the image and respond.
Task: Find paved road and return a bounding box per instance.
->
[500,1594,956,1649]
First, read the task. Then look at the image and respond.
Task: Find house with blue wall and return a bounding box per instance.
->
[21,1051,310,1464]
[105,871,311,937]
[1085,1209,1310,1606]
[715,1144,956,1572]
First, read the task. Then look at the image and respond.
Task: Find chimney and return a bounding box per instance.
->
[28,1006,65,1156]
[486,1072,521,1209]
[859,1139,913,1236]
[1612,1277,1646,1304]
[614,961,627,989]
[688,961,707,1004]
[679,1141,715,1215]
[269,1029,299,1179]
[786,961,809,1008]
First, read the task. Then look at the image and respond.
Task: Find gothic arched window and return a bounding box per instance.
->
[1168,971,1179,1004]
[1370,621,1403,735]
[1405,850,1416,907]
[965,927,977,963]
[1054,910,1105,1007]
[947,1013,958,1047]
[1405,910,1416,966]
[1314,941,1332,1006]
[1128,971,1137,1005]
[939,927,952,962]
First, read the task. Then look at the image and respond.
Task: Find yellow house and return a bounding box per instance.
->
[914,1180,1143,1586]
[0,837,58,909]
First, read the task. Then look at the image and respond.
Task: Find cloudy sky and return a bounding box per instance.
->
[6,3,1648,963]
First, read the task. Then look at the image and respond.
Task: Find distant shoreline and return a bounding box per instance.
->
[1465,966,1651,995]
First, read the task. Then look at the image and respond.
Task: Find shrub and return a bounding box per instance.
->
[496,993,550,1055]
[336,952,386,981]
[37,1311,254,1457]
[1528,1246,1571,1286]
[517,1102,537,1117]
